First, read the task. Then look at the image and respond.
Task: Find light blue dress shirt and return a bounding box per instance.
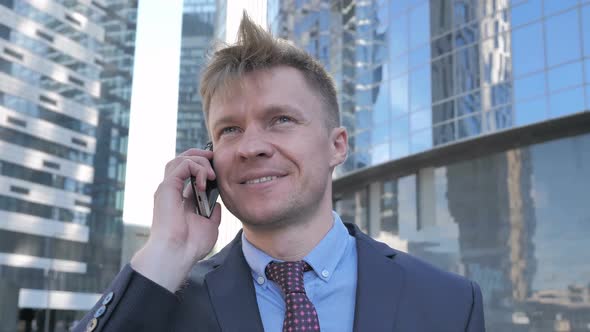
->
[241,211,358,332]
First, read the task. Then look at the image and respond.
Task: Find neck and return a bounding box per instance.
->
[242,207,334,261]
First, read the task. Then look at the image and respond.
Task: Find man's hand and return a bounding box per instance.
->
[130,148,221,292]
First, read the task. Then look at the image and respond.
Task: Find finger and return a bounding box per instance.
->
[165,159,207,190]
[165,155,215,180]
[208,203,222,226]
[178,148,213,158]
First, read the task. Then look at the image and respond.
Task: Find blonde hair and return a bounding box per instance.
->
[200,12,340,129]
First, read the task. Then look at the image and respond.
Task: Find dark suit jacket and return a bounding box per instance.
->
[74,223,485,331]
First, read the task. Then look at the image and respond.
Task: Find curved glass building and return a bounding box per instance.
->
[268,0,590,330]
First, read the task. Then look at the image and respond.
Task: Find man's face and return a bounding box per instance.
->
[207,66,347,228]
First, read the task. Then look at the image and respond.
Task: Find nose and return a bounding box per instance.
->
[236,127,274,160]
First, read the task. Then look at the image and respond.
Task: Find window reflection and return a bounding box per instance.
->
[514,72,546,101]
[410,128,432,152]
[549,87,585,118]
[512,23,544,77]
[410,66,431,111]
[409,2,429,49]
[457,114,482,139]
[510,0,542,27]
[547,62,583,92]
[515,98,547,126]
[335,187,369,233]
[545,9,581,67]
[454,44,480,94]
[389,13,408,56]
[410,108,432,131]
[543,0,579,16]
[583,5,590,57]
[391,75,409,116]
[432,54,454,102]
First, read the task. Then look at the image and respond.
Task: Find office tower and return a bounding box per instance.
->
[0,0,137,330]
[269,0,590,330]
[176,0,216,155]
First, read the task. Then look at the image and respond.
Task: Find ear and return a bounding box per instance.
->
[329,127,348,168]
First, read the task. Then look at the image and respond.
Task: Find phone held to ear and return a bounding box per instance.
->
[190,142,219,218]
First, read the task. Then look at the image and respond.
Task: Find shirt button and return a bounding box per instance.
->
[256,276,265,285]
[321,270,329,278]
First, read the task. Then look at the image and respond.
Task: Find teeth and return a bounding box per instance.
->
[245,176,278,184]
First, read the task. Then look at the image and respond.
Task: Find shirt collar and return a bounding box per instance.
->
[241,211,351,286]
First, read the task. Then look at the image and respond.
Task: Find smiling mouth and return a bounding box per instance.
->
[243,175,284,185]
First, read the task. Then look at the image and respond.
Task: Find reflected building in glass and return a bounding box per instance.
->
[176,0,216,154]
[268,0,590,330]
[0,0,137,331]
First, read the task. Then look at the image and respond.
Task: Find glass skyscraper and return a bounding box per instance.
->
[176,0,216,155]
[269,0,590,330]
[0,0,137,330]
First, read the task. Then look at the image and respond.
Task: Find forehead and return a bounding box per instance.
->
[207,67,323,123]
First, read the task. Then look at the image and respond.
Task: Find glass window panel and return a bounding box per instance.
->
[512,23,544,77]
[454,23,478,48]
[453,0,478,27]
[545,10,581,67]
[514,71,546,101]
[433,121,456,145]
[543,0,579,16]
[334,188,368,233]
[430,0,452,36]
[355,109,371,130]
[410,128,432,153]
[510,0,542,27]
[587,85,590,109]
[371,143,390,165]
[456,92,481,117]
[409,44,430,69]
[548,61,583,92]
[457,113,482,139]
[583,5,590,57]
[390,53,409,77]
[586,59,590,83]
[484,106,513,131]
[409,2,430,49]
[515,98,547,125]
[391,114,410,138]
[433,99,455,124]
[391,75,409,116]
[390,0,410,17]
[391,135,410,159]
[549,87,585,118]
[410,66,432,111]
[372,124,390,145]
[380,179,399,236]
[432,33,453,58]
[389,14,408,56]
[454,44,480,94]
[432,54,454,101]
[410,108,432,131]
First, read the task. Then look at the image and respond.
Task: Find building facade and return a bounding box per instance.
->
[0,0,137,330]
[269,0,590,330]
[176,0,216,155]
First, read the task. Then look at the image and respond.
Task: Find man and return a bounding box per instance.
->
[75,13,484,332]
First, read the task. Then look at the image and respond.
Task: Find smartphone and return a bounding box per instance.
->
[190,142,219,218]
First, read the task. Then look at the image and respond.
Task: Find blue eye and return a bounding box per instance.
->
[220,127,239,135]
[276,116,293,124]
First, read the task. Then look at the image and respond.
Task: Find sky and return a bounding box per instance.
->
[122,0,183,227]
[122,1,266,229]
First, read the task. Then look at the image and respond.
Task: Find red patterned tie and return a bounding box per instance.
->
[265,261,321,332]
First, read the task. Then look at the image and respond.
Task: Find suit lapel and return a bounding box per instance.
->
[349,225,405,332]
[205,235,264,332]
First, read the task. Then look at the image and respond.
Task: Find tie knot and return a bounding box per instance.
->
[265,261,312,294]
